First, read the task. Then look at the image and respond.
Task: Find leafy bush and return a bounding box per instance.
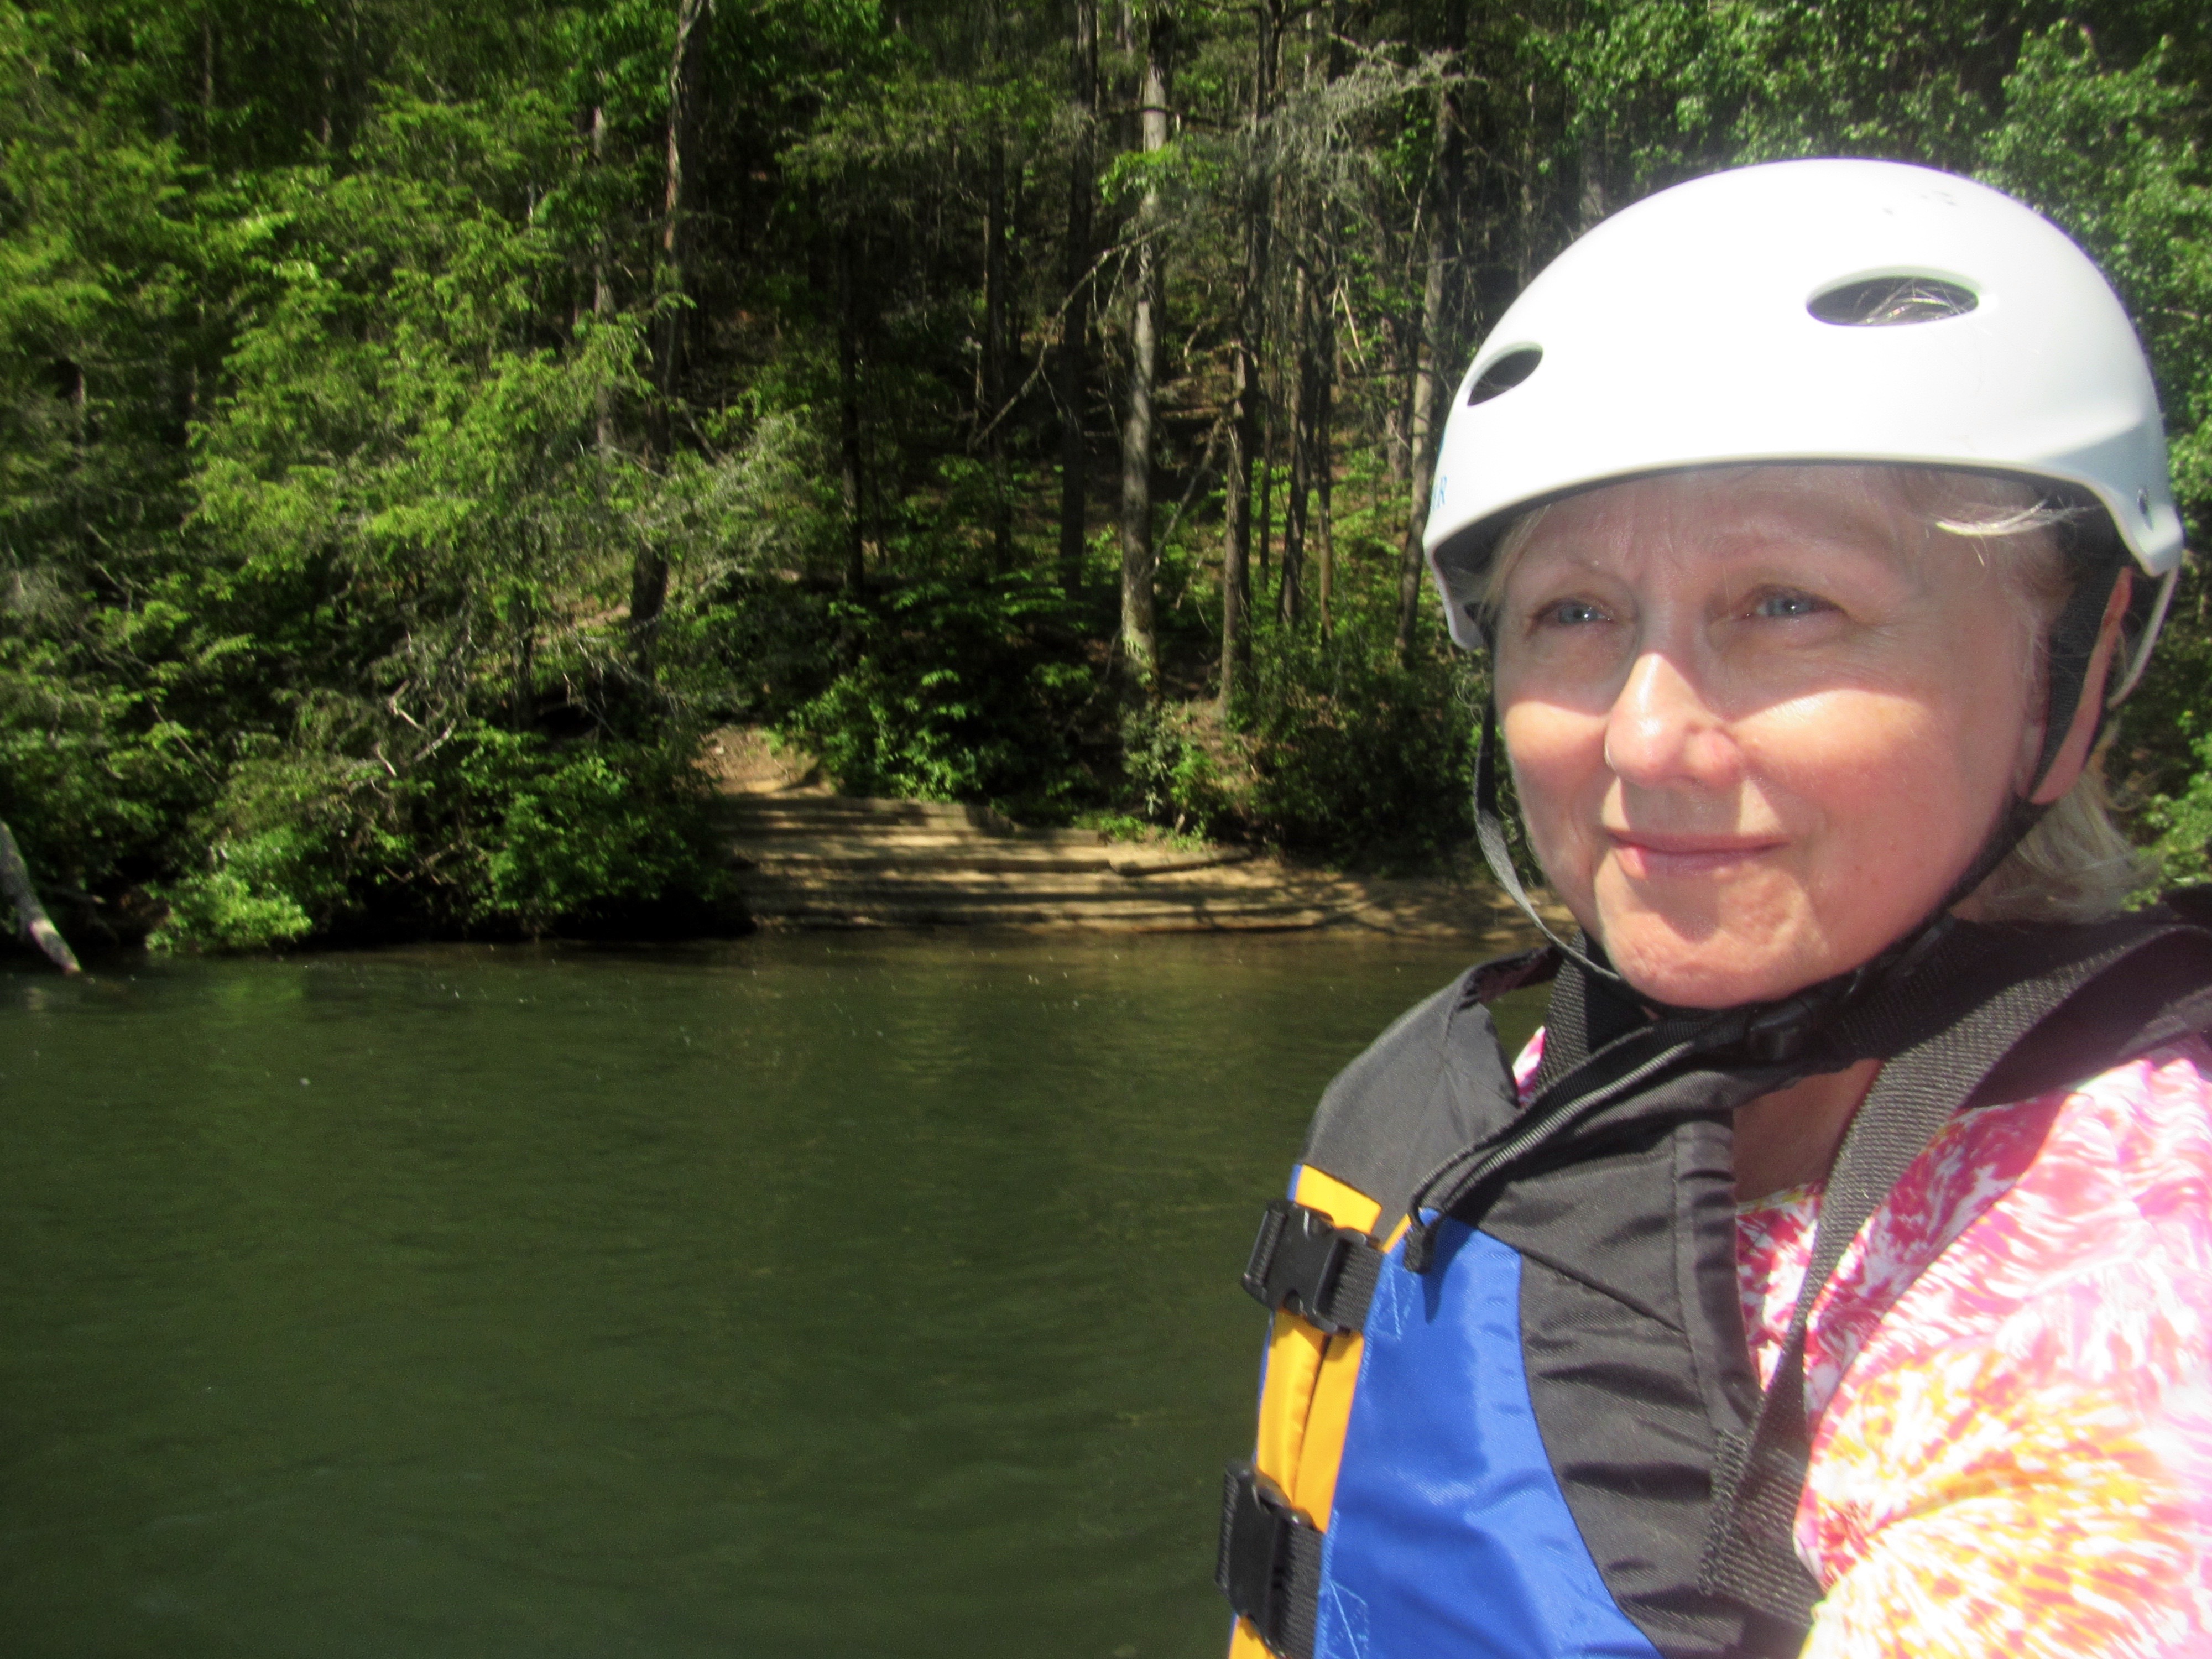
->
[778,576,1107,817]
[149,865,317,953]
[145,745,368,952]
[1093,621,1489,868]
[1238,620,1486,867]
[147,724,734,951]
[0,654,202,899]
[463,732,734,937]
[2141,714,2212,888]
[1119,702,1240,839]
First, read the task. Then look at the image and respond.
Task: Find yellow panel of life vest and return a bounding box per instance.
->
[1230,1164,1407,1659]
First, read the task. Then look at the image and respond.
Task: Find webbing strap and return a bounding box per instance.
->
[1241,1199,1384,1335]
[1404,1024,1707,1271]
[2033,555,2124,789]
[1217,1463,1323,1659]
[1698,927,2174,1631]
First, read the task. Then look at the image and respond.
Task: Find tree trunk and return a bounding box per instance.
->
[1118,16,1171,700]
[1579,122,1608,230]
[1220,345,1256,707]
[1314,281,1335,642]
[1383,319,1412,487]
[1396,62,1462,659]
[1312,3,1348,641]
[632,0,708,677]
[627,544,670,677]
[0,821,81,974]
[201,18,215,158]
[592,102,615,456]
[1006,162,1026,368]
[1278,256,1310,628]
[1517,75,1540,289]
[1256,390,1274,591]
[1310,372,1327,641]
[512,586,537,730]
[1218,0,1276,710]
[1056,0,1099,593]
[837,233,867,593]
[983,130,1013,572]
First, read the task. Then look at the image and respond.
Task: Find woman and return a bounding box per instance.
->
[1216,160,2211,1659]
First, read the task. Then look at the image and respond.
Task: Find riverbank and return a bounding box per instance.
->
[703,727,1564,948]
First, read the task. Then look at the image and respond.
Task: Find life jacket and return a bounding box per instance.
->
[1216,910,2212,1659]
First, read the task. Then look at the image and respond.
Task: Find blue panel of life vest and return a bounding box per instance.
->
[1318,1219,1661,1659]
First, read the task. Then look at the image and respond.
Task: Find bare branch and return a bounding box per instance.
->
[0,820,81,974]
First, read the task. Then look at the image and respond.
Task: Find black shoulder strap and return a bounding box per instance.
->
[1699,920,2212,1637]
[1296,959,1538,1230]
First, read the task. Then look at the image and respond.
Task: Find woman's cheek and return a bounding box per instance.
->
[1755,696,1997,920]
[1501,702,1606,902]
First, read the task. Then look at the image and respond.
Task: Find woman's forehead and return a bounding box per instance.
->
[1521,465,1919,559]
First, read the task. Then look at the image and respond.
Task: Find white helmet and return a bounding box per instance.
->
[1424,158,2184,651]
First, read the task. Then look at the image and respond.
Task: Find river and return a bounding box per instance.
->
[1,932,1545,1658]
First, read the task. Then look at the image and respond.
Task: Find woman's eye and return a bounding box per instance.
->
[1539,599,1608,627]
[1749,589,1829,620]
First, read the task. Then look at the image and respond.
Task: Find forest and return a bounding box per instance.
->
[4,0,2211,950]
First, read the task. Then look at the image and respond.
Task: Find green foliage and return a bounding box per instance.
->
[460,731,733,938]
[1119,703,1237,838]
[779,577,1105,815]
[2142,714,2212,885]
[1982,27,2212,519]
[148,743,385,953]
[1973,27,2212,813]
[0,18,759,950]
[149,868,316,953]
[147,724,732,951]
[0,644,200,890]
[1238,620,1486,868]
[8,0,2212,951]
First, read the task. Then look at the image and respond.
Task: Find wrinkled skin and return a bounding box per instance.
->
[1494,466,2126,1009]
[1492,466,2130,1192]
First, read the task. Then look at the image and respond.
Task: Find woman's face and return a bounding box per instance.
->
[1492,466,2065,1009]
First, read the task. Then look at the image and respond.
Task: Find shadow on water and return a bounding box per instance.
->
[0,931,1546,1659]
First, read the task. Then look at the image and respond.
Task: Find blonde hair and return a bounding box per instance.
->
[1973,763,2145,922]
[1483,465,2145,924]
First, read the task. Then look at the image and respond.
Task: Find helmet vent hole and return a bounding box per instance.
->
[1468,346,1542,404]
[1808,276,1978,326]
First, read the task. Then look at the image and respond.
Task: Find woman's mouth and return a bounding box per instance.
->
[1605,830,1785,879]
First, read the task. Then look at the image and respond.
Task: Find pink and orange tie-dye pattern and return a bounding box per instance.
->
[1738,1041,2212,1657]
[1518,1027,2212,1656]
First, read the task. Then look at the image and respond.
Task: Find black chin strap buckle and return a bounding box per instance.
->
[1240,1198,1383,1336]
[1742,997,1818,1064]
[1217,1462,1323,1659]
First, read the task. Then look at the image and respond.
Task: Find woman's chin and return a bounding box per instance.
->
[1583,869,1848,1009]
[1597,920,1822,1011]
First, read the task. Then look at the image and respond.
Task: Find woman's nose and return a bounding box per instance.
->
[1601,650,1733,787]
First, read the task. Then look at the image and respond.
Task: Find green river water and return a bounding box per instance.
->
[1,931,1545,1659]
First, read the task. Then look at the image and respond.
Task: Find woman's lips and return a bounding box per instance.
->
[1605,830,1786,879]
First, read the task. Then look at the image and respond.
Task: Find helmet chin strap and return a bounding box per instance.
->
[1470,697,1615,988]
[1469,556,2127,1053]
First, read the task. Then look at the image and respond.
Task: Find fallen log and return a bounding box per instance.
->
[0,819,82,974]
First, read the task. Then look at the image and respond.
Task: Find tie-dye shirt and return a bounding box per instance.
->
[1514,1031,2212,1657]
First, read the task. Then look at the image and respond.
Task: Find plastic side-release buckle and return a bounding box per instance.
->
[1240,1198,1383,1336]
[1217,1460,1323,1659]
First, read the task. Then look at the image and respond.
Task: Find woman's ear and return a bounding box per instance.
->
[2031,567,2135,806]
